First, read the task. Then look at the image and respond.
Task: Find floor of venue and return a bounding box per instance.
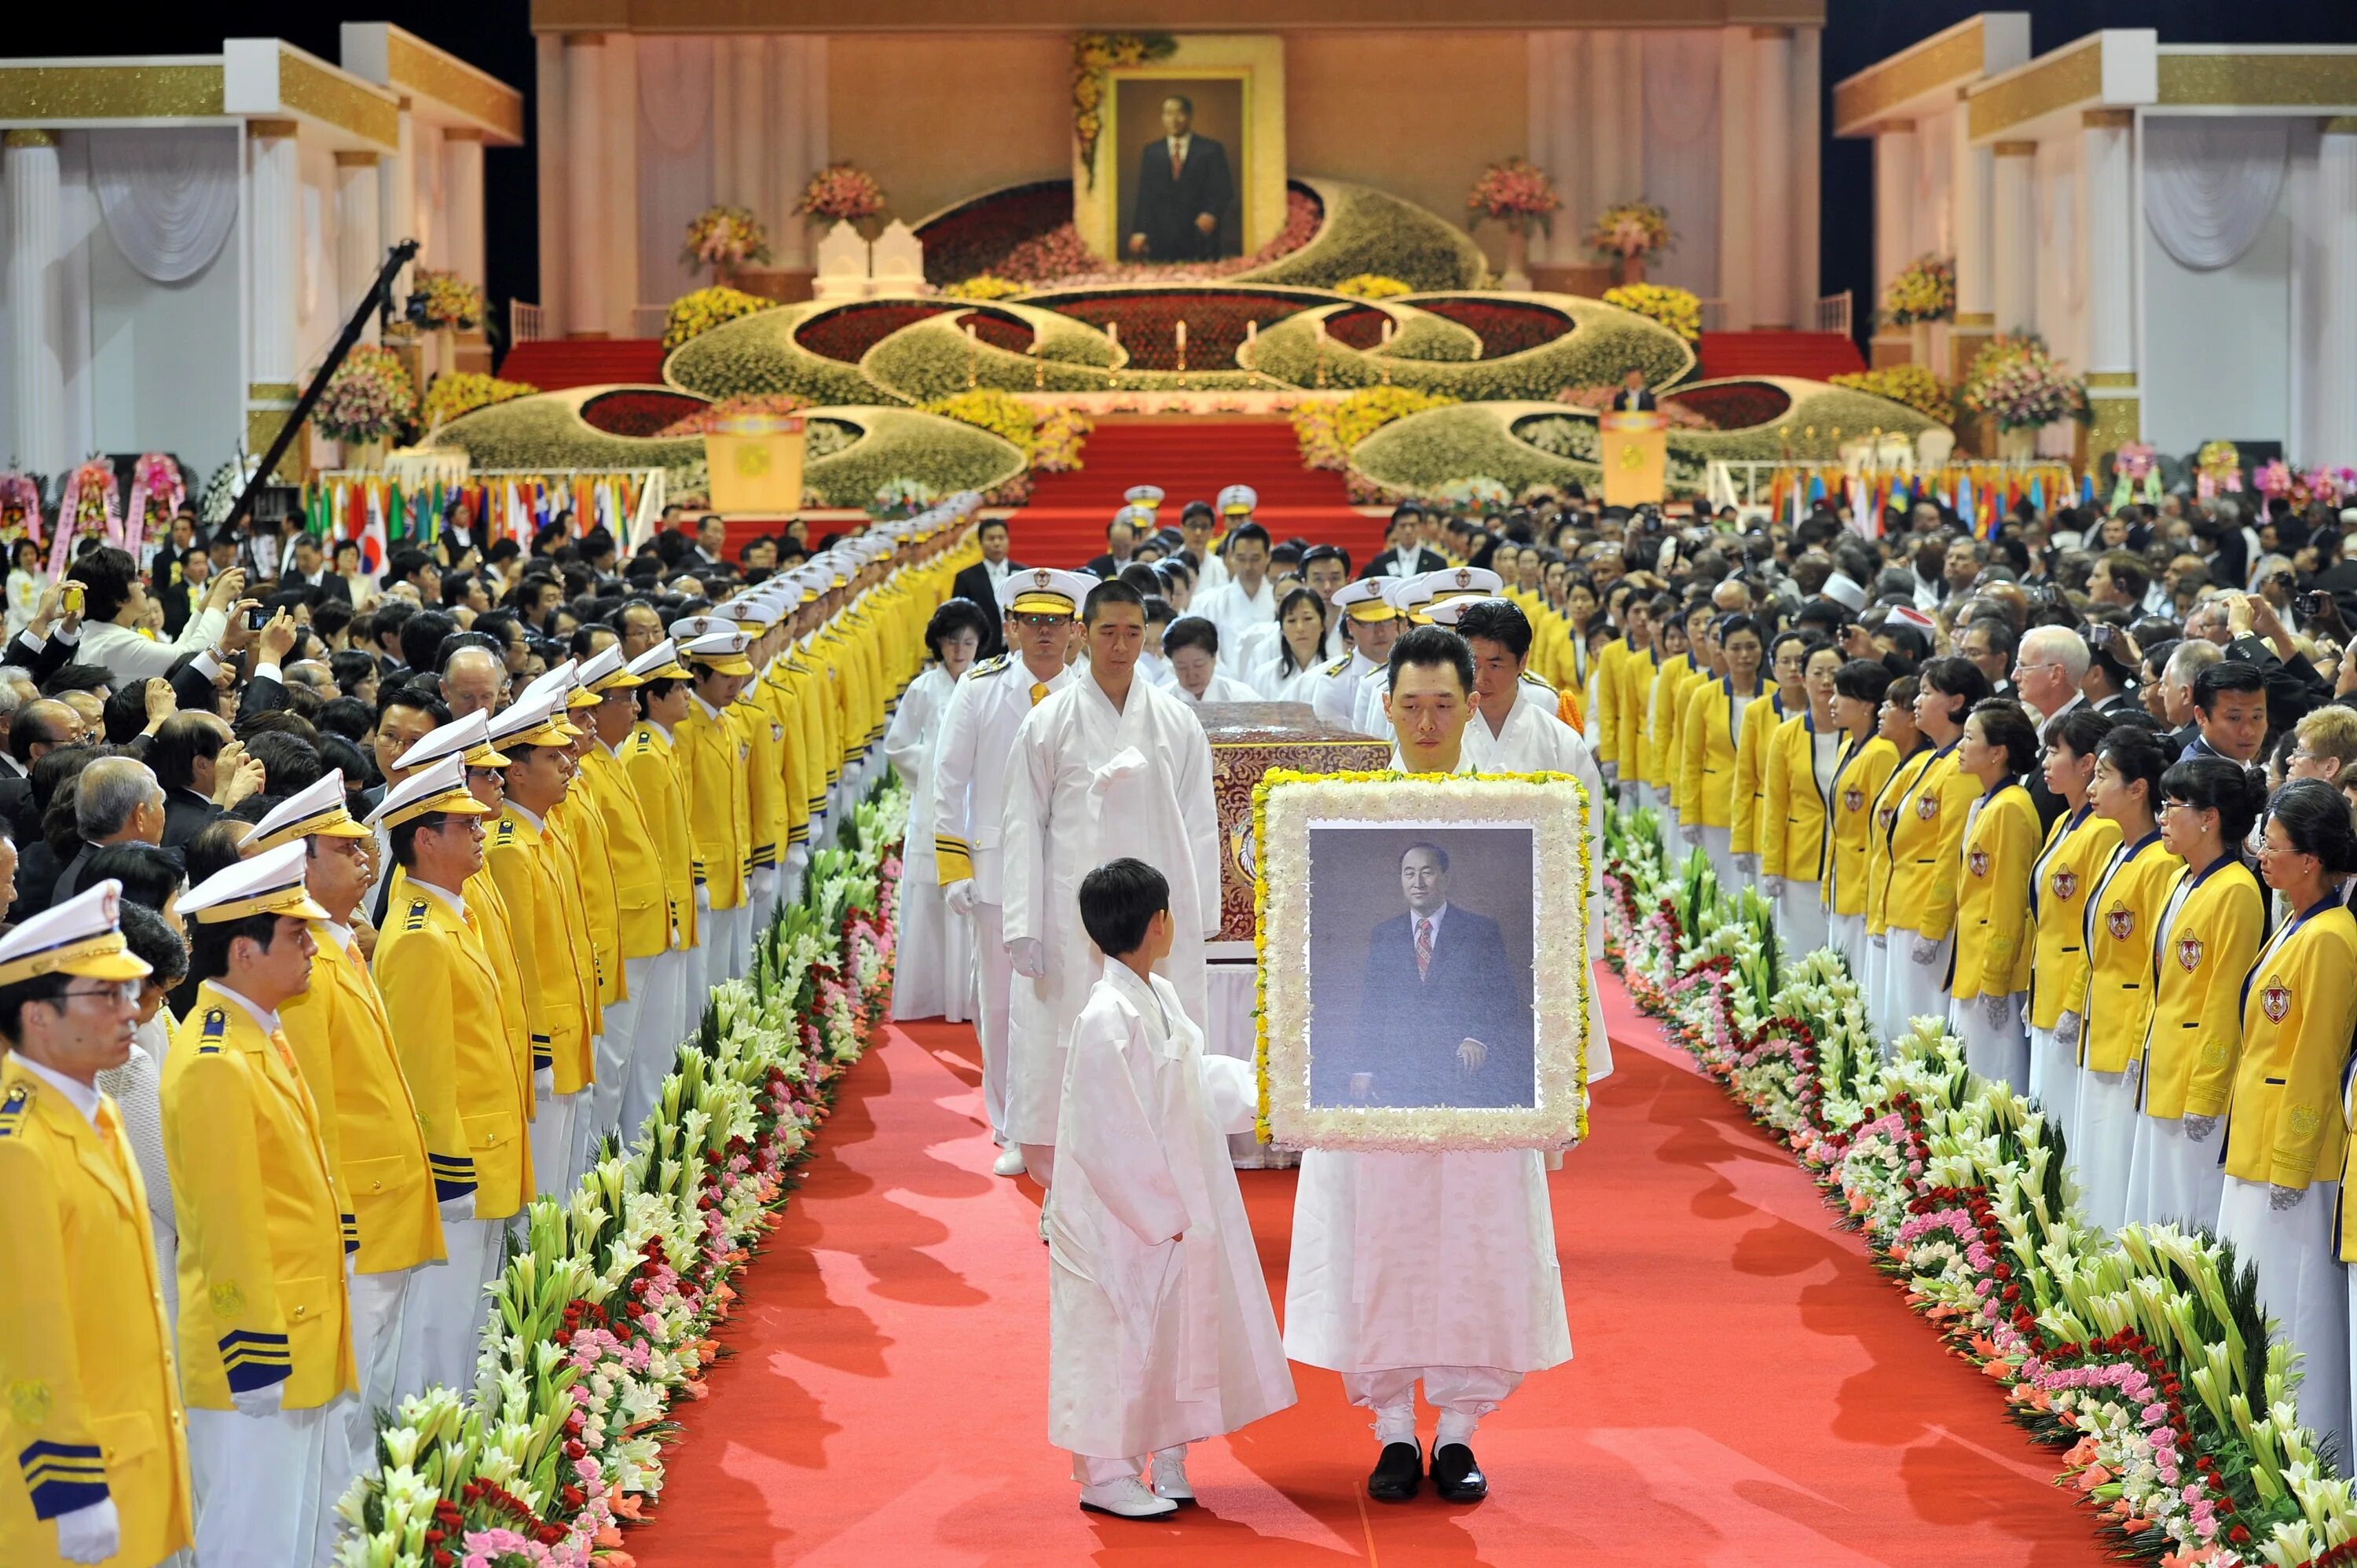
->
[625,969,2104,1566]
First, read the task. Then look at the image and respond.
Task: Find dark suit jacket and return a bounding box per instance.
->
[1360,547,1449,581]
[2224,632,2331,738]
[1611,387,1659,411]
[49,843,97,907]
[1131,134,1234,261]
[4,627,75,683]
[1318,903,1533,1109]
[163,788,220,850]
[1082,554,1135,581]
[13,838,65,920]
[950,560,1022,658]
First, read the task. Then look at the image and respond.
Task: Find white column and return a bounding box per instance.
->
[247,119,301,387]
[1525,31,1557,267]
[2079,110,2135,377]
[1717,26,1754,330]
[5,130,65,478]
[773,35,812,269]
[1951,91,1994,332]
[2314,120,2357,467]
[535,34,567,321]
[1991,139,2037,337]
[1587,32,1629,214]
[1791,26,1822,331]
[1552,30,1589,270]
[1871,124,1916,312]
[335,152,383,341]
[733,37,770,240]
[380,105,417,298]
[710,38,739,207]
[442,132,486,292]
[563,33,608,337]
[603,35,640,335]
[805,35,829,184]
[1748,26,1794,328]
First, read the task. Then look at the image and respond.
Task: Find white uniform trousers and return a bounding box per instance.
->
[189,1399,335,1568]
[971,899,1014,1145]
[396,1216,493,1398]
[1342,1365,1523,1447]
[1884,929,1952,1042]
[1828,912,1865,977]
[1700,826,1736,891]
[1776,881,1829,964]
[1860,934,1890,1049]
[590,973,644,1151]
[623,948,690,1144]
[785,841,811,907]
[1950,992,2028,1093]
[2025,1026,2080,1133]
[2124,1112,2227,1231]
[2220,1175,2349,1457]
[1072,1445,1187,1487]
[533,1084,582,1198]
[2070,1064,2141,1234]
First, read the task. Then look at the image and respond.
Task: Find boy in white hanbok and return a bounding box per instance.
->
[1050,858,1295,1518]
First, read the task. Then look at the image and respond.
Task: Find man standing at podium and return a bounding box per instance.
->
[1127,94,1234,262]
[1610,367,1656,412]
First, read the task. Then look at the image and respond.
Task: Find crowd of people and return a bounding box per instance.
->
[0,493,963,1566]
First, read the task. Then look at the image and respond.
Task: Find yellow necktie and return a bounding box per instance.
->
[1030,681,1050,706]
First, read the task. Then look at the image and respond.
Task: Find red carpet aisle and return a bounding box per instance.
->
[627,972,2106,1566]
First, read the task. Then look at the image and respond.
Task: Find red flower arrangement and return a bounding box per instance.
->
[1028,288,1315,371]
[578,388,711,438]
[794,301,966,365]
[1409,296,1574,359]
[1670,380,1795,434]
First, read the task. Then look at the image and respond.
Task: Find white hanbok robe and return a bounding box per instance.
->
[1193,577,1276,658]
[1050,963,1296,1459]
[1001,675,1222,1146]
[884,665,972,1021]
[1173,671,1263,708]
[1285,747,1574,1379]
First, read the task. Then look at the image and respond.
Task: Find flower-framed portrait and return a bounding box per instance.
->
[1255,771,1593,1152]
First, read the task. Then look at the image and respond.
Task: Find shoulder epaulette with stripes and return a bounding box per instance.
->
[0,1081,28,1137]
[196,1007,227,1053]
[969,654,1012,679]
[403,898,430,932]
[1520,671,1556,692]
[493,819,517,845]
[1322,655,1354,677]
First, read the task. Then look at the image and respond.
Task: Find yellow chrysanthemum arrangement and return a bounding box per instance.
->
[1829,365,1955,424]
[421,372,538,430]
[662,286,778,352]
[1603,283,1702,343]
[1334,273,1413,300]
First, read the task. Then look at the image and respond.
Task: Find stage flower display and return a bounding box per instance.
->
[794,166,885,225]
[1333,273,1413,299]
[1465,158,1561,234]
[197,457,261,524]
[662,287,779,352]
[1604,804,2357,1568]
[1959,334,2089,433]
[409,267,486,332]
[1831,364,1956,423]
[651,391,816,439]
[1069,32,1178,186]
[0,471,41,546]
[123,453,184,553]
[335,785,907,1568]
[684,205,774,274]
[312,346,419,447]
[1601,283,1701,343]
[944,273,1028,301]
[423,372,540,430]
[2197,441,2246,498]
[1879,254,1956,325]
[1553,385,1711,429]
[1585,200,1673,262]
[1288,386,1459,471]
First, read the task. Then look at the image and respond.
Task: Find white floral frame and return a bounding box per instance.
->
[1254,770,1592,1152]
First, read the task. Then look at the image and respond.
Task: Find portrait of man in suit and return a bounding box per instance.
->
[1310,834,1536,1110]
[1127,92,1237,262]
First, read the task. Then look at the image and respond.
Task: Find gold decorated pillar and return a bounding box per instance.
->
[4,129,66,477]
[2080,109,2138,464]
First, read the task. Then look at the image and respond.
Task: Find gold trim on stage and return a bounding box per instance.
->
[334,148,380,167]
[2088,393,2139,463]
[277,47,400,148]
[2084,371,2137,389]
[3,128,60,147]
[2328,116,2357,135]
[2157,52,2357,108]
[1970,36,2102,141]
[247,117,299,139]
[1952,311,1994,328]
[531,0,1825,33]
[2081,108,2133,128]
[0,63,224,121]
[387,28,526,142]
[248,382,300,404]
[1992,140,2037,157]
[1833,16,1984,134]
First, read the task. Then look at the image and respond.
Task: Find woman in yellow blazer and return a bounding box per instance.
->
[2066,725,2183,1233]
[1758,642,1845,962]
[1659,604,1716,835]
[1643,598,1695,837]
[1677,614,1768,889]
[1948,700,2044,1090]
[2125,755,2267,1229]
[2024,707,2122,1130]
[1823,659,1900,973]
[1864,676,1930,1042]
[1884,657,1994,1035]
[1592,587,1652,790]
[1730,629,1807,885]
[2224,780,2357,1449]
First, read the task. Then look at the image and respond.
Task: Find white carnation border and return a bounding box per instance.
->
[1258,771,1592,1152]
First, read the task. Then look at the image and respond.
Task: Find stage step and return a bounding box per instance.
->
[500,339,669,391]
[1696,331,1867,383]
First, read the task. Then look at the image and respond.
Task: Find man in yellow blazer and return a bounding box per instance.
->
[620,640,701,1133]
[366,757,522,1398]
[164,843,354,1567]
[251,771,444,1523]
[679,630,758,983]
[0,881,191,1568]
[573,644,671,1151]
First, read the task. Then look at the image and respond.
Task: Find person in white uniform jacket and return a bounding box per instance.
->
[932,569,1093,1178]
[1049,857,1294,1519]
[1311,580,1405,731]
[1161,614,1262,707]
[884,598,991,1022]
[1189,522,1276,657]
[1002,580,1222,1197]
[1349,568,1506,742]
[1285,625,1574,1507]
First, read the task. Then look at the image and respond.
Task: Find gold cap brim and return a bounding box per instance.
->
[461,742,513,769]
[0,933,152,988]
[1007,592,1077,617]
[691,655,755,676]
[382,789,493,830]
[195,886,333,925]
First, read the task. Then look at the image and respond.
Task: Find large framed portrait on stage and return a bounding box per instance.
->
[1072,34,1288,268]
[1253,771,1593,1152]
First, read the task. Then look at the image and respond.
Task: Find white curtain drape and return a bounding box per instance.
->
[1640,30,1721,299]
[637,35,716,304]
[2144,115,2289,272]
[87,127,237,284]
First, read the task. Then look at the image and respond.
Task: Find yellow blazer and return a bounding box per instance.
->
[1728,687,1788,858]
[1865,744,1933,937]
[1758,710,1833,884]
[1614,641,1659,785]
[1825,734,1898,916]
[2026,806,2123,1030]
[680,695,753,909]
[1593,638,1629,769]
[2077,832,2185,1074]
[1951,782,2040,1000]
[732,694,790,870]
[486,808,592,1094]
[555,785,623,1009]
[279,927,445,1275]
[544,807,607,1037]
[162,987,355,1410]
[1646,653,1695,803]
[579,742,671,962]
[1885,742,1981,941]
[1678,678,1768,832]
[623,721,697,951]
[753,661,814,845]
[2151,858,2267,1122]
[374,882,533,1219]
[2223,900,2357,1193]
[0,1057,192,1564]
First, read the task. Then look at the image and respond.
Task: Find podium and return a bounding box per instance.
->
[703,415,806,515]
[1599,410,1667,507]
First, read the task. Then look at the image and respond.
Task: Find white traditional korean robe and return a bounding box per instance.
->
[884,665,971,1021]
[1192,576,1276,658]
[1284,747,1574,1380]
[1001,672,1221,1147]
[1050,962,1296,1460]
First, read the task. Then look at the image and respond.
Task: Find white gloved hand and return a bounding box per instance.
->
[52,1497,119,1565]
[438,1192,476,1222]
[694,882,711,912]
[533,1064,555,1097]
[1761,877,1784,900]
[2271,1183,2308,1211]
[1600,761,1619,786]
[1008,936,1046,979]
[1869,931,1888,951]
[1910,933,1941,965]
[231,1382,284,1420]
[2183,1114,2220,1142]
[748,866,779,899]
[1981,991,2012,1028]
[2055,1010,2082,1050]
[1732,853,1757,877]
[1679,822,1703,845]
[944,878,977,917]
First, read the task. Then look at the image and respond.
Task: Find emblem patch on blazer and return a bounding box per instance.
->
[1916,793,1939,819]
[2264,982,2292,1023]
[2177,936,2203,972]
[1844,787,1864,813]
[2051,869,2078,900]
[2106,907,2135,940]
[1968,849,1989,878]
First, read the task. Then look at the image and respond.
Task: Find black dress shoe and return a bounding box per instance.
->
[1431,1442,1488,1502]
[1367,1441,1422,1501]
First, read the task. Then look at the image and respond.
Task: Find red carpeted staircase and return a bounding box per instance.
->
[1697,330,1868,383]
[498,339,669,391]
[1014,416,1382,569]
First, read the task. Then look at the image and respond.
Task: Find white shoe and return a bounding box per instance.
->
[1080,1476,1176,1519]
[1149,1453,1196,1506]
[993,1147,1027,1177]
[1038,1198,1051,1244]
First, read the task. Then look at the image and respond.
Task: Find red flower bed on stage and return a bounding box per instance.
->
[1025,288,1315,371]
[1322,305,1392,351]
[955,185,1325,290]
[579,388,708,436]
[1673,380,1795,431]
[794,302,964,364]
[1413,296,1574,359]
[962,309,1034,354]
[916,181,1076,284]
